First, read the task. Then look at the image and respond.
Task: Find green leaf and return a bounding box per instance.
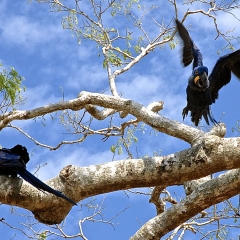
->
[134,45,140,53]
[117,145,123,155]
[122,49,132,60]
[110,145,116,153]
[38,232,47,240]
[103,59,108,69]
[133,136,138,143]
[0,64,25,105]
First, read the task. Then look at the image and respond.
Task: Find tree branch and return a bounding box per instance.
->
[131,168,240,239]
[0,91,203,144]
[1,135,240,224]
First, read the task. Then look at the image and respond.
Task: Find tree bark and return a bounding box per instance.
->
[131,169,240,240]
[1,133,240,224]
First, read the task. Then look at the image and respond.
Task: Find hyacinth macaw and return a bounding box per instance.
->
[175,19,240,126]
[0,145,77,205]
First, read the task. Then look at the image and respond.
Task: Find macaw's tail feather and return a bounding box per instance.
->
[206,109,219,126]
[1,145,77,205]
[16,169,77,205]
[182,104,218,127]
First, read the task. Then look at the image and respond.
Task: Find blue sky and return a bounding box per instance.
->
[0,0,240,239]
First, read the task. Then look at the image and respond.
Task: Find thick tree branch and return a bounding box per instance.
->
[0,175,74,224]
[131,168,240,240]
[1,135,240,224]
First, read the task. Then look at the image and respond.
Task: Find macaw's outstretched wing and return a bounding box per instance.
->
[175,19,203,68]
[15,168,77,205]
[210,49,240,102]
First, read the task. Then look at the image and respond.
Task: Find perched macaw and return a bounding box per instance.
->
[0,145,77,205]
[175,19,240,126]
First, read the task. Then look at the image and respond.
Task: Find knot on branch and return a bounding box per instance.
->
[184,176,212,195]
[118,100,134,119]
[203,135,221,150]
[124,100,133,107]
[207,122,226,138]
[191,123,226,146]
[77,91,87,98]
[147,101,164,113]
[60,165,78,186]
[60,165,73,179]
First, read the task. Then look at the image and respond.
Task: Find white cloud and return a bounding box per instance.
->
[21,84,60,109]
[117,74,162,103]
[65,62,108,91]
[0,15,63,49]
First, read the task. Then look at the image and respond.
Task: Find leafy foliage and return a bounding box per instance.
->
[0,64,25,105]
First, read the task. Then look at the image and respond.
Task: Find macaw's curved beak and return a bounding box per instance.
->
[194,72,209,88]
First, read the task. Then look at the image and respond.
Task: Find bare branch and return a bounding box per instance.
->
[0,91,203,144]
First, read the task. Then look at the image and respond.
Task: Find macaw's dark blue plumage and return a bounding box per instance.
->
[0,145,77,205]
[175,19,240,126]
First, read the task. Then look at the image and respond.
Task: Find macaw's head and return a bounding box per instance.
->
[10,145,30,165]
[189,66,209,90]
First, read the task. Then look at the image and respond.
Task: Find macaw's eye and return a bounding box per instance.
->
[195,70,198,75]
